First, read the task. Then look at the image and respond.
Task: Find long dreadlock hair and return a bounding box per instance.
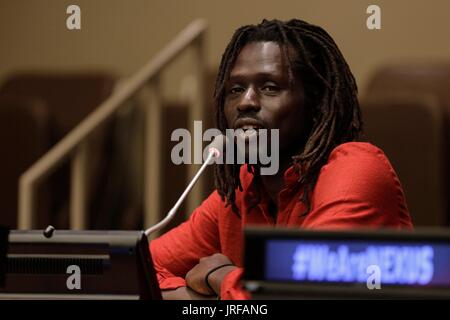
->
[213,18,362,216]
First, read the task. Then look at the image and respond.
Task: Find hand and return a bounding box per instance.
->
[185,253,237,296]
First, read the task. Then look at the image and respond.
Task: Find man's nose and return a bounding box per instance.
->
[237,87,260,112]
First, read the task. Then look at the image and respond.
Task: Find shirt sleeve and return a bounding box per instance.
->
[220,267,251,300]
[303,143,413,229]
[149,191,223,290]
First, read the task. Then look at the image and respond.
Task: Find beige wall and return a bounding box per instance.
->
[1,0,450,96]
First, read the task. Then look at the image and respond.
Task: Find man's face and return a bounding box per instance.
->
[224,41,308,162]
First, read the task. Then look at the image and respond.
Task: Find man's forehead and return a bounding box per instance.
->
[230,42,285,75]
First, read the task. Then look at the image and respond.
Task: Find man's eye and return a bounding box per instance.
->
[261,85,279,93]
[229,86,244,94]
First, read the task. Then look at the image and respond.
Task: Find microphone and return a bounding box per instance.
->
[144,134,228,236]
[205,133,227,160]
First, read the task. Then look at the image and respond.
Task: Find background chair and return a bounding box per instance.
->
[362,64,450,226]
[0,73,116,229]
[0,96,51,228]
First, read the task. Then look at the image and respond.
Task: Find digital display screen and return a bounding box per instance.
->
[265,240,450,287]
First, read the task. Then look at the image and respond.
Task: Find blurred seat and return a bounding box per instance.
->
[0,73,116,135]
[0,72,116,229]
[366,64,450,111]
[361,93,446,226]
[0,96,51,228]
[361,64,450,225]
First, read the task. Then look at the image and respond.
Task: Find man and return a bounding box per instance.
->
[150,18,413,300]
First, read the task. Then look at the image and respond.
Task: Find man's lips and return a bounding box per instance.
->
[233,118,265,131]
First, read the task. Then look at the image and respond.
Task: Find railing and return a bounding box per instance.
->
[18,19,208,232]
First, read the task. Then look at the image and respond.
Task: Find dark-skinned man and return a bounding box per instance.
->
[150,19,413,300]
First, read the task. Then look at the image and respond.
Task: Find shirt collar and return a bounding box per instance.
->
[243,164,301,201]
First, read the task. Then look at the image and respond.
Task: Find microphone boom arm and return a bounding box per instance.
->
[144,151,216,237]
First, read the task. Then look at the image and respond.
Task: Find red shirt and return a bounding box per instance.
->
[150,142,413,299]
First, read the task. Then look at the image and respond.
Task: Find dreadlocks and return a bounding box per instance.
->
[213,18,362,216]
